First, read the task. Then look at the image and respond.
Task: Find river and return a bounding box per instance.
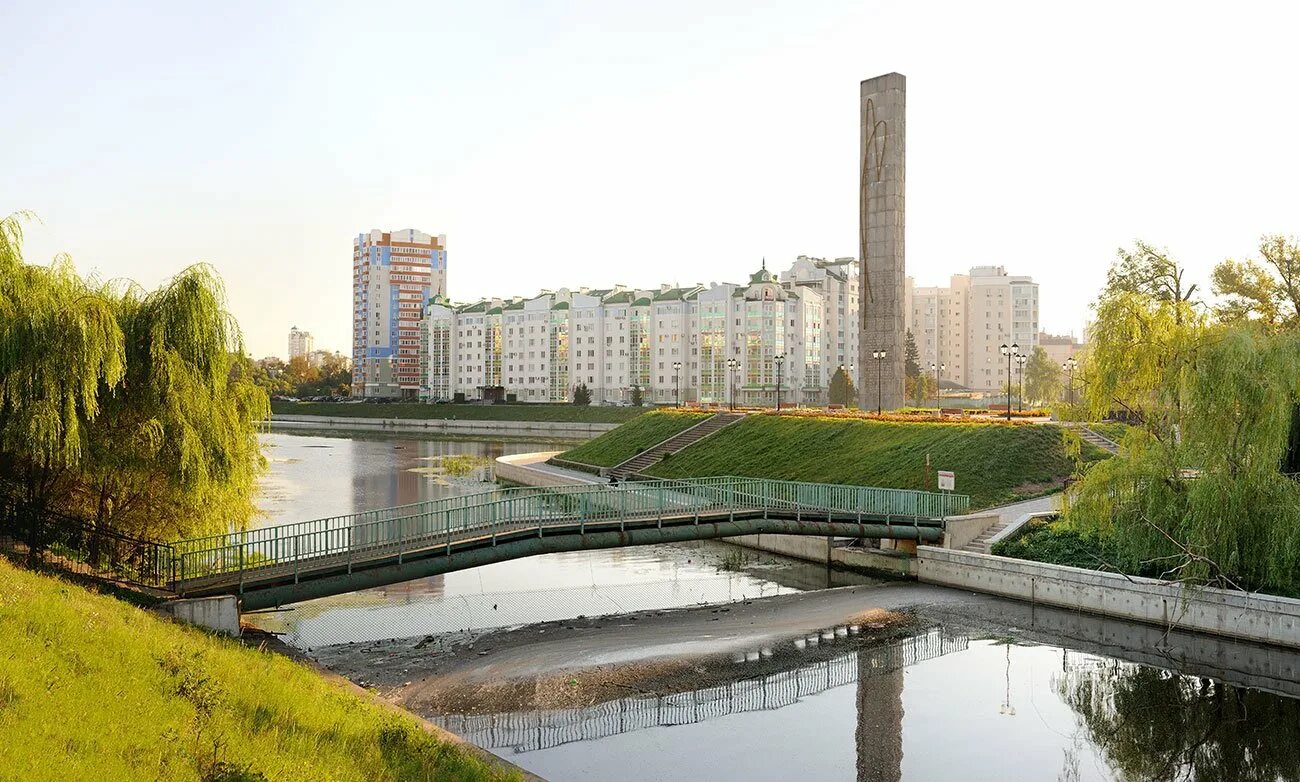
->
[252,431,1300,781]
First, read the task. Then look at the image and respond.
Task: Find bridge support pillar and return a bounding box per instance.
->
[157,595,241,637]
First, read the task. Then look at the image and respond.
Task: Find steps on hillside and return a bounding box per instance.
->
[610,412,745,479]
[1079,427,1120,454]
[962,517,1016,554]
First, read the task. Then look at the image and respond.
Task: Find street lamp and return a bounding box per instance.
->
[726,357,739,411]
[1064,357,1078,405]
[1015,353,1027,412]
[673,360,683,407]
[871,349,888,415]
[930,361,945,412]
[999,343,1019,421]
[773,354,785,411]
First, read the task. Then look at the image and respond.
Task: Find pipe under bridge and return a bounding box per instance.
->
[170,477,969,610]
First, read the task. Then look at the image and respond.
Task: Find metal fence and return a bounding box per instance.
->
[172,477,969,585]
[0,505,175,588]
[434,627,970,753]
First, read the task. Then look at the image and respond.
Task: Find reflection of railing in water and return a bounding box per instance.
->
[434,628,969,753]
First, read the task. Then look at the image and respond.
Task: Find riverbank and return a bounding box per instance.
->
[0,559,526,782]
[271,400,644,423]
[270,414,616,440]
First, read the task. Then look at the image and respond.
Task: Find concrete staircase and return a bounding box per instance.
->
[962,517,1017,554]
[610,412,745,479]
[1079,427,1120,454]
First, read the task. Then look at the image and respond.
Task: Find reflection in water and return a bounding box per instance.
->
[434,627,967,763]
[1059,658,1300,782]
[464,633,1300,782]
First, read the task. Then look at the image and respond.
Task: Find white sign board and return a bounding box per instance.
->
[937,470,955,491]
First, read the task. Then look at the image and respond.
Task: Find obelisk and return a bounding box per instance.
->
[859,73,906,411]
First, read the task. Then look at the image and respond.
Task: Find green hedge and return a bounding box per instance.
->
[271,400,645,424]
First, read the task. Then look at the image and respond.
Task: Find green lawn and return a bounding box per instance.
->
[643,415,1088,509]
[272,400,646,424]
[0,560,519,782]
[1086,421,1132,445]
[559,410,713,467]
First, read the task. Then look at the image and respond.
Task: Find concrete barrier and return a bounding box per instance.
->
[939,512,999,550]
[157,595,241,637]
[270,414,616,440]
[729,534,914,577]
[918,546,1300,650]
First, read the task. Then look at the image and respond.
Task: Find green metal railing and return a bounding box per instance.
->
[171,477,968,587]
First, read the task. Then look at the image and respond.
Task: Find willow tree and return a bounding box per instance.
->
[0,213,125,551]
[1068,277,1300,593]
[76,266,268,541]
[0,211,266,549]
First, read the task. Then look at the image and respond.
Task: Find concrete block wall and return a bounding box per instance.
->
[918,546,1300,649]
[157,595,241,637]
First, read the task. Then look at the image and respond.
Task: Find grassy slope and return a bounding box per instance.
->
[645,415,1082,509]
[0,560,518,782]
[272,400,645,424]
[559,410,713,467]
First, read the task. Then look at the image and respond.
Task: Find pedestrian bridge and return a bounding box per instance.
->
[170,477,969,610]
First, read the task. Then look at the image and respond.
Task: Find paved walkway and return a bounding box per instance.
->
[962,494,1061,553]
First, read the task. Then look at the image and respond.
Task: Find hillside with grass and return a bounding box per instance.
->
[643,414,1092,509]
[558,410,713,467]
[0,560,519,782]
[272,400,645,424]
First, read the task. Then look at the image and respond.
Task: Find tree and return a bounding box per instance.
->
[906,373,935,407]
[904,329,921,378]
[1212,234,1300,331]
[0,212,268,552]
[828,367,857,407]
[629,385,644,407]
[1023,346,1062,405]
[1106,240,1199,313]
[572,383,592,406]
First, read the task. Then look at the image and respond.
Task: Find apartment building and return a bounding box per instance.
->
[422,260,846,406]
[905,266,1039,392]
[288,326,314,360]
[352,228,447,398]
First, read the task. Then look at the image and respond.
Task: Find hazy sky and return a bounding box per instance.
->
[5,1,1299,359]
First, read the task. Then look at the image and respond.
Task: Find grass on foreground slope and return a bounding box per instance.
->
[559,410,713,467]
[0,560,519,782]
[272,399,645,424]
[644,414,1089,509]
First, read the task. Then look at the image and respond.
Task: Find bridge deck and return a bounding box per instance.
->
[169,477,968,606]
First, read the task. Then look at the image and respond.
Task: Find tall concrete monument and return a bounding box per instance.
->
[859,73,906,411]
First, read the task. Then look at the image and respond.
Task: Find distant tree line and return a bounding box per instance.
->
[251,353,351,398]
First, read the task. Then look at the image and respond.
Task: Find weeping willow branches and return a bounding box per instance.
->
[0,211,268,546]
[1067,244,1300,595]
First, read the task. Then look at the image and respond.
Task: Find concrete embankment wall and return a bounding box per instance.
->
[270,414,616,440]
[918,546,1300,650]
[157,595,241,637]
[728,534,915,577]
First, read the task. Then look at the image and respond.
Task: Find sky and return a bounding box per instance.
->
[4,1,1299,359]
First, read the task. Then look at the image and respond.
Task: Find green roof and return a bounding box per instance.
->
[632,296,652,307]
[456,301,488,314]
[603,291,634,304]
[552,301,570,310]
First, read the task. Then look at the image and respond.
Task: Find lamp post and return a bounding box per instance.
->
[726,357,739,411]
[999,343,1019,422]
[871,349,887,414]
[673,360,683,407]
[1015,353,1027,412]
[773,354,785,411]
[1064,357,1077,405]
[931,361,945,412]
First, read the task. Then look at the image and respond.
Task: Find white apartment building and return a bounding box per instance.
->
[423,260,851,406]
[905,266,1039,392]
[288,326,314,360]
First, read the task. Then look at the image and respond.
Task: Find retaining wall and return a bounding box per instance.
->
[730,534,914,577]
[157,595,241,637]
[270,414,615,440]
[918,546,1300,650]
